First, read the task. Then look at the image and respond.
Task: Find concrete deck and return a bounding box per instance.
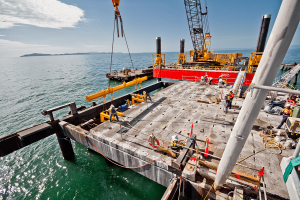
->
[60,81,293,199]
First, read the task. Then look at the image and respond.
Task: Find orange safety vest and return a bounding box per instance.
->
[226,95,231,101]
[283,108,292,115]
[230,93,234,98]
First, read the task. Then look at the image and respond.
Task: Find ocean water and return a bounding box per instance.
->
[0,48,299,200]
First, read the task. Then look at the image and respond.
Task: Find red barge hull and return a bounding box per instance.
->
[153,68,254,86]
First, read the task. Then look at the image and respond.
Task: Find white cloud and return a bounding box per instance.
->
[0,34,4,36]
[0,0,85,29]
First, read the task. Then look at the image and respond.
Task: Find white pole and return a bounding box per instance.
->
[214,0,300,190]
[252,83,300,95]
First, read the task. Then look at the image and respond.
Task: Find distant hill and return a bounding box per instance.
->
[20,52,119,57]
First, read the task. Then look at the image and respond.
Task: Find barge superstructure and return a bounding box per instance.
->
[1,0,300,199]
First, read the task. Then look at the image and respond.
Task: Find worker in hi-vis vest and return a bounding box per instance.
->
[277,104,293,129]
[109,105,119,122]
[224,93,231,114]
[229,90,234,109]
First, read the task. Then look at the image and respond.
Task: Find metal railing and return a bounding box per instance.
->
[240,66,248,90]
[273,64,300,88]
[153,63,240,72]
[231,67,242,88]
[182,76,201,82]
[41,102,77,121]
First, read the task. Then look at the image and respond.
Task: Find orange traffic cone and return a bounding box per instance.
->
[220,89,223,99]
[190,124,193,137]
[204,138,209,157]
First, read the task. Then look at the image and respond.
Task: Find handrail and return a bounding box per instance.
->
[273,64,300,87]
[231,67,242,88]
[153,63,240,72]
[240,66,248,90]
[41,102,77,121]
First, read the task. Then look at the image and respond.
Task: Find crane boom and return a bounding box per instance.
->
[184,0,211,61]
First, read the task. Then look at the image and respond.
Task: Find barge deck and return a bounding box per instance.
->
[59,81,291,199]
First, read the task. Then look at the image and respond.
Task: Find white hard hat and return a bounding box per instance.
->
[172,135,179,142]
[111,104,114,108]
[230,89,233,92]
[286,104,291,108]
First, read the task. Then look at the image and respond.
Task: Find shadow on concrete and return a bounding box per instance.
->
[117,97,167,133]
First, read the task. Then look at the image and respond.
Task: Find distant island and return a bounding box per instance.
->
[20,52,121,57]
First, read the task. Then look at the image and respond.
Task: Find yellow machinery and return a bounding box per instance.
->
[132,92,150,105]
[247,52,263,73]
[170,135,186,149]
[86,76,147,102]
[126,99,131,106]
[171,140,186,149]
[214,53,243,65]
[132,94,146,105]
[189,33,213,62]
[100,110,124,123]
[152,54,165,69]
[285,117,300,138]
[177,53,187,64]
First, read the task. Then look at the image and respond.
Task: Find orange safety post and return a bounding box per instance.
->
[204,138,209,157]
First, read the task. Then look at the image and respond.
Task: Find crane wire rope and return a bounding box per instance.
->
[109,17,116,89]
[109,10,135,90]
[123,28,135,71]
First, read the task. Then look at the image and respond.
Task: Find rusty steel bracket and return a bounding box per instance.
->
[171,134,196,172]
[41,102,78,121]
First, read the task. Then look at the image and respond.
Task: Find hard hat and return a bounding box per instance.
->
[230,89,233,92]
[172,135,179,142]
[286,104,291,108]
[111,104,114,108]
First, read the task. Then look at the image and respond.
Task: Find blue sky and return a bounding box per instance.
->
[0,0,299,57]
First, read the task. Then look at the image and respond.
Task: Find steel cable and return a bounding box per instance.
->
[109,17,116,89]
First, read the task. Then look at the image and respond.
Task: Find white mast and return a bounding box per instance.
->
[214,0,300,190]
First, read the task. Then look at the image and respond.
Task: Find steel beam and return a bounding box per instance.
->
[214,0,300,190]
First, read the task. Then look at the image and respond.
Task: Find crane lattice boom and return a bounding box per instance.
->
[184,0,210,53]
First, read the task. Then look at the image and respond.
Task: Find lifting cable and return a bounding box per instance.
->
[109,18,116,89]
[109,8,135,89]
[123,29,135,71]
